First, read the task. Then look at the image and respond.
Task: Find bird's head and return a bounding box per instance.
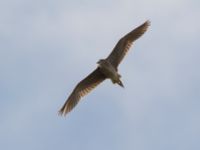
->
[97,59,104,65]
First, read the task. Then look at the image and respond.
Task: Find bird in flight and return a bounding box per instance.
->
[59,20,150,116]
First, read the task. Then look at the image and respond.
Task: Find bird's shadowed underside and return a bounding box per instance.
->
[59,20,150,116]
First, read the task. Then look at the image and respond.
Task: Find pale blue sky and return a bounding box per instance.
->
[0,0,200,150]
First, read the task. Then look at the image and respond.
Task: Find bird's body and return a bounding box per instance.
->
[97,59,123,87]
[59,20,150,116]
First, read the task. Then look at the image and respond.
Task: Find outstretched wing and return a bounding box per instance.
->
[106,20,150,68]
[59,68,106,116]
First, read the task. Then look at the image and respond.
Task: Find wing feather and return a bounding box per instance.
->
[59,68,106,116]
[106,20,150,68]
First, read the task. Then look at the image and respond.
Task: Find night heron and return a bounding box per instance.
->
[59,20,150,116]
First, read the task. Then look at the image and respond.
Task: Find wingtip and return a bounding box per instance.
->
[58,112,68,117]
[138,20,150,34]
[145,20,151,27]
[58,110,64,117]
[58,107,68,117]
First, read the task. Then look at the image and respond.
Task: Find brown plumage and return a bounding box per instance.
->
[59,20,150,116]
[107,21,150,68]
[59,68,106,115]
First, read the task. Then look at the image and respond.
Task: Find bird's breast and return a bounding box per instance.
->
[99,62,118,80]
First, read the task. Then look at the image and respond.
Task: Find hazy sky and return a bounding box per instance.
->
[1,0,200,150]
